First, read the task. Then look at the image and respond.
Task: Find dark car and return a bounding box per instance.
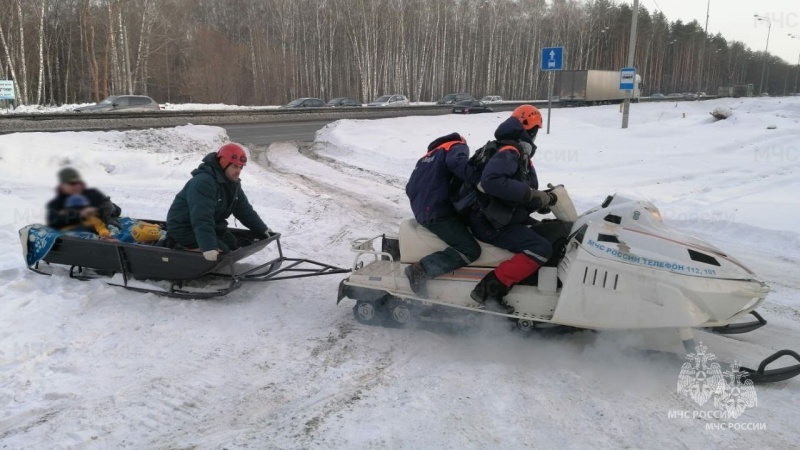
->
[326,97,361,107]
[437,93,473,105]
[281,98,325,108]
[451,100,493,114]
[74,95,160,112]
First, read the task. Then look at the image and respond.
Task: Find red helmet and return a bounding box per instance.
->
[511,105,543,131]
[217,143,248,168]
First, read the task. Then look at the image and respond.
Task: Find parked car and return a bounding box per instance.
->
[650,93,666,99]
[281,98,325,108]
[683,92,698,100]
[367,95,410,107]
[480,95,503,103]
[451,100,493,114]
[326,97,361,107]
[758,92,770,97]
[437,93,473,105]
[74,95,160,112]
[666,93,683,99]
[696,91,708,98]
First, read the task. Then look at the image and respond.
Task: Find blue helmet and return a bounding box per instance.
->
[65,194,90,209]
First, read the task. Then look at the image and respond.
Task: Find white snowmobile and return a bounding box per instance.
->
[337,186,800,384]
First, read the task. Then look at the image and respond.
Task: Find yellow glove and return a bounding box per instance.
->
[82,214,111,238]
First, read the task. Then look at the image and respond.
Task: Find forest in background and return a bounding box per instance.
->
[1,0,798,106]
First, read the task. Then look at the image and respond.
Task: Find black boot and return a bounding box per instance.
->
[470,271,514,314]
[405,263,429,298]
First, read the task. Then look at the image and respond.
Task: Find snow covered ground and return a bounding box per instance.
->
[1,98,799,448]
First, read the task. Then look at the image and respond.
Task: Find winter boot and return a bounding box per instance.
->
[405,263,430,298]
[470,271,514,313]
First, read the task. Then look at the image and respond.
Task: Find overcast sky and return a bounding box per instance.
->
[618,0,800,64]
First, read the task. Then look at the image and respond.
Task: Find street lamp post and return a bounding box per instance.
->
[754,14,772,95]
[790,34,800,94]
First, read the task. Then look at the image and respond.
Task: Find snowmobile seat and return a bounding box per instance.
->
[398,219,514,267]
[398,219,574,269]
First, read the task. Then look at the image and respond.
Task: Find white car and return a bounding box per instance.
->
[480,95,503,103]
[367,95,409,107]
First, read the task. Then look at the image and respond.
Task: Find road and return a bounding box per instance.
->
[223,120,336,145]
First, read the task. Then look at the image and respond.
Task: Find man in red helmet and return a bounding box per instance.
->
[166,143,269,261]
[468,105,557,313]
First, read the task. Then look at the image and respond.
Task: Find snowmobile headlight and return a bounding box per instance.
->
[644,207,662,222]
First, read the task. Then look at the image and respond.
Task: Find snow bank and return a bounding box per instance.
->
[317,97,800,233]
[0,102,285,114]
[0,103,94,114]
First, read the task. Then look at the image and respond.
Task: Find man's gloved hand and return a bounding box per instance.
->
[525,189,552,207]
[535,192,558,214]
[202,250,219,261]
[255,228,273,240]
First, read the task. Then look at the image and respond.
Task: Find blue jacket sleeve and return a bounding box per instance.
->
[233,189,268,234]
[187,176,221,252]
[444,143,478,184]
[480,149,530,203]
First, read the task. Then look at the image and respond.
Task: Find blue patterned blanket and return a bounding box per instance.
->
[19,217,143,267]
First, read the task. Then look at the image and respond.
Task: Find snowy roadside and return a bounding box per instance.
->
[0,98,798,448]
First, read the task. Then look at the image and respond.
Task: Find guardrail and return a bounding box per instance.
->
[0,97,716,134]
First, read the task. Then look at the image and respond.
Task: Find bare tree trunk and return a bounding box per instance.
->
[132,0,151,94]
[16,0,29,104]
[105,0,113,96]
[36,0,47,104]
[81,0,100,102]
[0,18,21,105]
[117,3,132,94]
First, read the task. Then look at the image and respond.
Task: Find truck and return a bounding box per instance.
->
[558,70,641,106]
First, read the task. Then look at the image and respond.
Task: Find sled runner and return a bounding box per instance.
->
[24,220,349,299]
[337,186,800,384]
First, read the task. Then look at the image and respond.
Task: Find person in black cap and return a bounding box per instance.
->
[46,167,121,230]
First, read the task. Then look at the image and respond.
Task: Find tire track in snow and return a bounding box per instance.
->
[251,142,408,247]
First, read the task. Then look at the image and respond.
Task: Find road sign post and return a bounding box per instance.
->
[621,0,639,129]
[540,47,564,134]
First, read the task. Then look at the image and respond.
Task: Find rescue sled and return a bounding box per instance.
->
[337,186,800,384]
[27,220,349,299]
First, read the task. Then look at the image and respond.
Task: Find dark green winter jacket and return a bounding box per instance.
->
[166,152,268,251]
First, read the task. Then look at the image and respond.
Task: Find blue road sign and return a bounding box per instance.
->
[620,67,636,90]
[541,47,564,71]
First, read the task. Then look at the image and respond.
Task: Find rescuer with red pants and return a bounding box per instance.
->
[469,106,557,313]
